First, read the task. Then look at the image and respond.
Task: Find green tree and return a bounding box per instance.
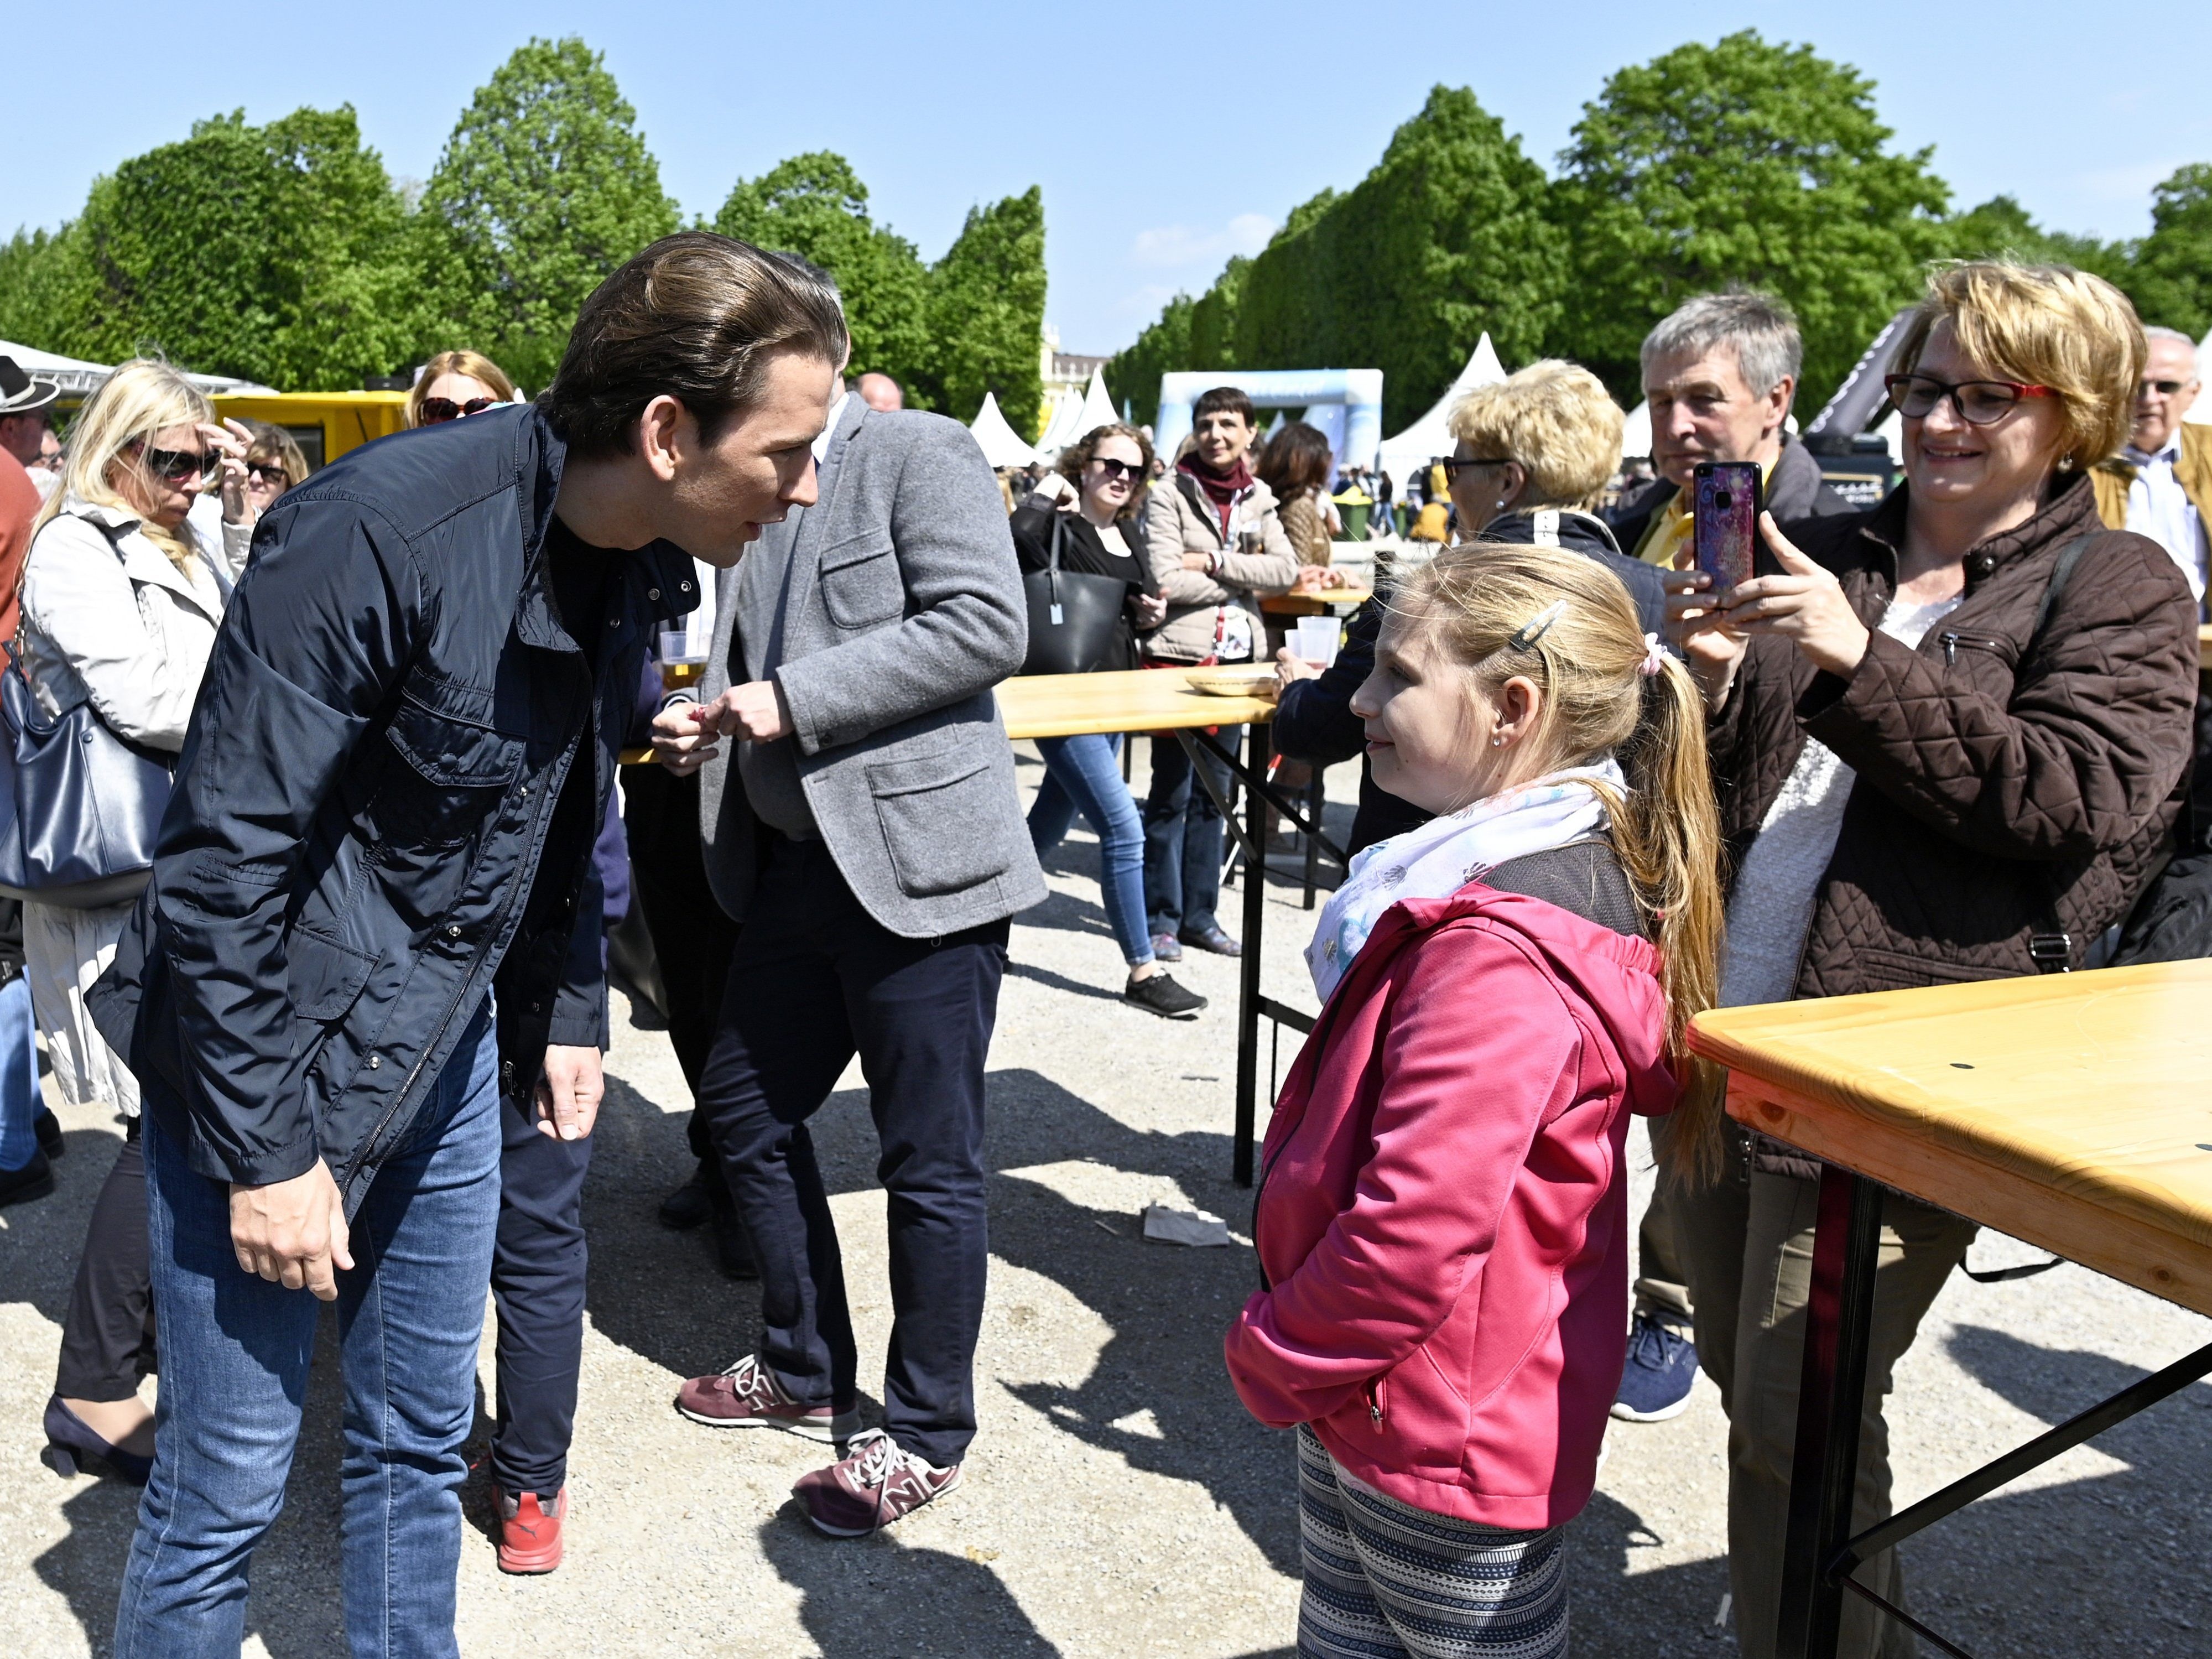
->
[1940,195,2131,287]
[1235,87,1562,430]
[1549,30,1950,412]
[0,108,412,388]
[2130,164,2212,337]
[418,37,679,390]
[712,152,930,398]
[915,186,1046,434]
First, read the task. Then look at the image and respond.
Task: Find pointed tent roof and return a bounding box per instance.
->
[1036,368,1118,456]
[1376,334,1506,489]
[969,392,1041,470]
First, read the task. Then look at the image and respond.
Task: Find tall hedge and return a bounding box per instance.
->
[915,186,1047,435]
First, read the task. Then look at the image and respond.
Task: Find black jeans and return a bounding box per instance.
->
[1142,728,1240,938]
[489,1088,592,1496]
[55,1118,155,1400]
[700,835,1007,1469]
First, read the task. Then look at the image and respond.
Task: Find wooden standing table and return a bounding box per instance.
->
[1259,584,1373,619]
[1688,962,2212,1658]
[997,667,1341,1183]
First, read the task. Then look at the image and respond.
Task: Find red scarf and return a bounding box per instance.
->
[1178,455,1253,540]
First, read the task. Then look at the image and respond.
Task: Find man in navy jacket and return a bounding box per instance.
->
[90,233,849,1658]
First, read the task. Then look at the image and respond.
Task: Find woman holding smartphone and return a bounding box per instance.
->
[1665,261,2198,1658]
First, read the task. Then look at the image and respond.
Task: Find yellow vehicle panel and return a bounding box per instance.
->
[212,391,409,472]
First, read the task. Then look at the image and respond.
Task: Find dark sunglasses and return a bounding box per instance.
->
[134,442,218,483]
[1088,456,1143,481]
[1438,455,1512,477]
[2140,379,2190,397]
[1883,373,2054,426]
[246,462,291,488]
[418,396,498,424]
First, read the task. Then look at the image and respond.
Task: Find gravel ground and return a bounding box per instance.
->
[4,741,2210,1657]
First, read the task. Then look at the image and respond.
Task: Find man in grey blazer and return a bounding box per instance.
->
[651,377,1043,1536]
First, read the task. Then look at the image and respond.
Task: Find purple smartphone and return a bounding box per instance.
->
[1691,461,1762,590]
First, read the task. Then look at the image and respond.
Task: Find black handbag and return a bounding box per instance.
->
[0,636,174,909]
[1020,513,1130,677]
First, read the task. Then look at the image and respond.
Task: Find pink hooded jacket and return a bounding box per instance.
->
[1225,882,1680,1531]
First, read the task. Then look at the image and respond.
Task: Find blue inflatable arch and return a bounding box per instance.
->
[1153,369,1384,470]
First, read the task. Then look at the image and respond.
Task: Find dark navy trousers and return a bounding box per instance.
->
[489,1093,591,1497]
[700,834,1007,1470]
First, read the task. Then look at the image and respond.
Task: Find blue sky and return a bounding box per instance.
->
[9,3,2208,361]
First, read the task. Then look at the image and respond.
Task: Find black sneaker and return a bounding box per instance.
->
[33,1109,63,1159]
[0,1148,54,1208]
[1611,1313,1698,1422]
[1124,972,1208,1019]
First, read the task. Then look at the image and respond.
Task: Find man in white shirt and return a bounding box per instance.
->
[2102,326,2209,606]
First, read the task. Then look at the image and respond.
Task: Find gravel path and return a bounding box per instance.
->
[3,743,2209,1656]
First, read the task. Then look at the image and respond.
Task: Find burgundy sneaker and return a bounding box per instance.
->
[495,1485,566,1574]
[792,1428,962,1537]
[675,1354,858,1443]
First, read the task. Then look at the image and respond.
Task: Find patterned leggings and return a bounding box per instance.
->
[1296,1426,1568,1658]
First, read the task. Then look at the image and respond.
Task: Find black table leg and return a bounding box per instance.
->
[1302,769,1325,910]
[1233,721,1271,1186]
[1776,1164,1884,1659]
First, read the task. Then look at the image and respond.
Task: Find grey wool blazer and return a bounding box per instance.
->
[696,396,1045,937]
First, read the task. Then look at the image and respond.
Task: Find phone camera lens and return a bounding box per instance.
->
[1715,491,1733,509]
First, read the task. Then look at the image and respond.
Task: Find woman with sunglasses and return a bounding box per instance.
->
[239,422,310,521]
[406,348,517,428]
[1662,262,2198,1659]
[1011,423,1206,1017]
[19,359,252,1485]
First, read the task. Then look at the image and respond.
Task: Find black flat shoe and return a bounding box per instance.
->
[1124,972,1208,1019]
[1178,924,1242,958]
[0,1148,52,1208]
[42,1396,152,1485]
[33,1108,63,1159]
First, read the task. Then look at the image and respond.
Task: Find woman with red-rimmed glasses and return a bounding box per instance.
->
[1660,264,2198,1657]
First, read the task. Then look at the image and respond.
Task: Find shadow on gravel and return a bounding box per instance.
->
[1565,1490,1734,1656]
[759,1503,1063,1656]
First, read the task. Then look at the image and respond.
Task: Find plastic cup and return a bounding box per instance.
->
[1294,616,1340,667]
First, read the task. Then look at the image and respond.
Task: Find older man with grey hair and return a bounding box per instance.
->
[2093,325,2209,607]
[1607,290,1854,570]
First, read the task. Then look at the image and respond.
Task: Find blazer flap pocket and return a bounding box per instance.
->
[288,926,378,1021]
[867,748,990,799]
[819,532,895,574]
[387,699,523,787]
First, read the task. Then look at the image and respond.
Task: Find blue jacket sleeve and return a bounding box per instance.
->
[151,501,423,1185]
[1272,597,1379,767]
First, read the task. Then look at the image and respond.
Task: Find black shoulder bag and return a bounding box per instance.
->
[1019,513,1130,678]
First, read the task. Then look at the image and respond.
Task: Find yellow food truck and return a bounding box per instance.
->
[210,390,409,472]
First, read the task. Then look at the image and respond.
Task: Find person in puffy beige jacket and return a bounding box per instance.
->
[1137,388,1298,958]
[19,360,251,1483]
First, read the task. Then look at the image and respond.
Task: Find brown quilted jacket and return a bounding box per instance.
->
[1711,473,2198,1003]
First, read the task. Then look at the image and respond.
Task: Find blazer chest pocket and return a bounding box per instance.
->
[868,748,1013,897]
[374,699,524,850]
[818,534,905,631]
[287,925,378,1023]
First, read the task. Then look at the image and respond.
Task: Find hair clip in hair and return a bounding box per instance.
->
[1508,600,1568,651]
[1638,632,1665,677]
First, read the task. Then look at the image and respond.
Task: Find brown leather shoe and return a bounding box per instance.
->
[675,1354,858,1443]
[495,1486,566,1574]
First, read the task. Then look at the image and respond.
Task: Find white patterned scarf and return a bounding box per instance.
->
[1305,762,1624,1003]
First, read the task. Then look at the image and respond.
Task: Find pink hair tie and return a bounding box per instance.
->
[1638,632,1665,678]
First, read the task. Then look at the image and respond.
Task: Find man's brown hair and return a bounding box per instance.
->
[542,232,850,459]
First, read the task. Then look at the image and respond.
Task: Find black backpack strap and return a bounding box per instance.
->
[1480,839,1648,940]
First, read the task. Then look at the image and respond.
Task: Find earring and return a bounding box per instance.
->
[1494,501,1506,511]
[1491,735,1503,747]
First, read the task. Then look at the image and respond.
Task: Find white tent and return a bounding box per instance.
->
[1035,367,1118,456]
[1621,400,1651,461]
[969,392,1041,470]
[1376,333,1506,490]
[1034,386,1087,454]
[0,338,273,399]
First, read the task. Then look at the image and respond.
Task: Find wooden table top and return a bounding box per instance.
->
[997,667,1279,740]
[1261,585,1373,617]
[1688,961,2212,1317]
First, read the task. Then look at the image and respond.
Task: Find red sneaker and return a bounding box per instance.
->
[495,1486,566,1574]
[676,1354,858,1443]
[792,1429,962,1537]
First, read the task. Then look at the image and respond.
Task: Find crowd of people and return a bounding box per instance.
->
[0,230,2203,1659]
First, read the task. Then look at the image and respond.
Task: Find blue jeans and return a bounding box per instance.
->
[116,1001,501,1659]
[1142,728,1242,939]
[1029,732,1153,968]
[0,974,39,1171]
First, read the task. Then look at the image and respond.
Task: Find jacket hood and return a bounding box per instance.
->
[1362,883,1680,1120]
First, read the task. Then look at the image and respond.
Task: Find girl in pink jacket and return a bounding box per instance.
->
[1225,544,1724,1658]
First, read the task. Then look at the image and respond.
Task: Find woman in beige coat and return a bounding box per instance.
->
[24,360,252,1483]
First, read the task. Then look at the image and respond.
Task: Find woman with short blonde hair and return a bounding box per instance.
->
[1447,359,1626,510]
[1663,260,2189,1658]
[405,349,518,428]
[24,358,252,1488]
